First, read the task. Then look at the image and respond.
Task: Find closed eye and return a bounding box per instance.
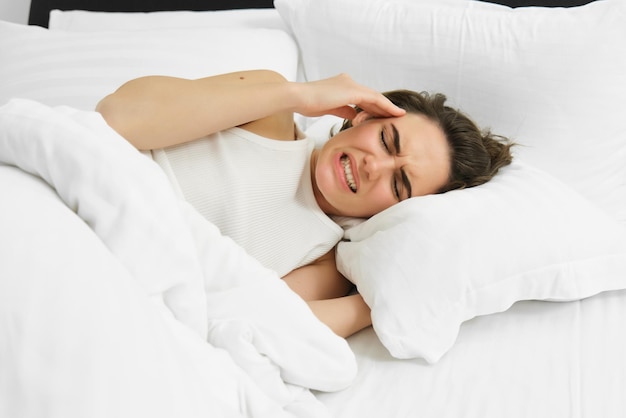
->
[380,129,391,154]
[392,178,401,201]
[382,126,403,201]
[391,123,412,200]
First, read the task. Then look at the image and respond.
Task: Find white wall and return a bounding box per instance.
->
[0,0,32,24]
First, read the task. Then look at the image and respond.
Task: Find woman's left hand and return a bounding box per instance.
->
[292,73,405,120]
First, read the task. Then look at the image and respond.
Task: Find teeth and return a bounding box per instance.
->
[341,155,357,193]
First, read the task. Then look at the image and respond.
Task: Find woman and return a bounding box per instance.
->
[96,69,513,338]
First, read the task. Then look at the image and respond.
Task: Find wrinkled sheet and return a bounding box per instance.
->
[320,291,626,418]
[0,98,356,418]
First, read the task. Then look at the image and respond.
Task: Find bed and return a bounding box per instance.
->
[1,0,625,417]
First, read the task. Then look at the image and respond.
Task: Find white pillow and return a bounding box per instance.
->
[275,0,626,225]
[48,8,287,32]
[0,20,298,111]
[336,162,626,362]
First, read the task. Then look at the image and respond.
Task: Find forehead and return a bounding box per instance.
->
[390,113,451,194]
[392,113,443,141]
[378,113,448,152]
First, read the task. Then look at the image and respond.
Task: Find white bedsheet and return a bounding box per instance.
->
[320,290,626,417]
[0,99,356,418]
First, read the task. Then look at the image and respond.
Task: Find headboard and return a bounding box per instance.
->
[28,0,275,27]
[483,0,594,5]
[28,0,596,28]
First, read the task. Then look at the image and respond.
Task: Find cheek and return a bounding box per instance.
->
[360,185,396,216]
[315,152,335,189]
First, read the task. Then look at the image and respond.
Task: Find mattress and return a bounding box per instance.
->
[320,292,626,417]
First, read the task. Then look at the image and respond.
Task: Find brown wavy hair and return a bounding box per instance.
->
[339,90,514,193]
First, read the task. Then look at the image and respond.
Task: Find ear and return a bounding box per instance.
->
[351,111,373,127]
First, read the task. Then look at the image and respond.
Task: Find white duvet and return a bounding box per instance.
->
[0,99,356,418]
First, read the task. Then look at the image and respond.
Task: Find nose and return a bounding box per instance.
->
[363,153,395,181]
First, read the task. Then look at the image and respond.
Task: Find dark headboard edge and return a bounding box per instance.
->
[28,0,276,27]
[28,0,597,28]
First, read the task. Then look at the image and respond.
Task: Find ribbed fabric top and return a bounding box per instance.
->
[150,127,342,277]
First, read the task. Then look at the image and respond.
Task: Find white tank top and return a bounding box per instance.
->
[149,127,343,277]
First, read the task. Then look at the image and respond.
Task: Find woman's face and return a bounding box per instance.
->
[311,112,451,218]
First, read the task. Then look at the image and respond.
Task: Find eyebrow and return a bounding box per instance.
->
[391,123,413,198]
[392,123,400,153]
[401,169,413,199]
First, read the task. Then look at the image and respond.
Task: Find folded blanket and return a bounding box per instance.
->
[0,99,356,417]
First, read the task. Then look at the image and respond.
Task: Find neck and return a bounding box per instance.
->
[309,149,336,215]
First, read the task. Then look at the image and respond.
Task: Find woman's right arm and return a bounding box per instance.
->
[283,249,372,338]
[96,70,405,150]
[307,295,372,338]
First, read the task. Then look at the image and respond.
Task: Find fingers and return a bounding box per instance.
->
[360,98,406,118]
[335,74,405,118]
[327,105,357,120]
[296,73,406,119]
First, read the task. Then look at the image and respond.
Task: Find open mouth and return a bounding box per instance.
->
[340,154,357,193]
